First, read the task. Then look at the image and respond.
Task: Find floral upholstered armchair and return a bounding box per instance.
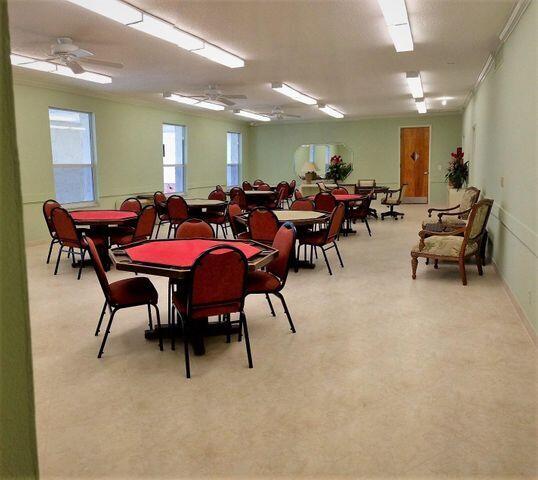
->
[422,186,480,229]
[411,198,493,285]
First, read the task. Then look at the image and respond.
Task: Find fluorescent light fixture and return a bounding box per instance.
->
[415,97,427,114]
[388,24,414,52]
[317,104,344,119]
[406,71,424,98]
[11,54,112,83]
[192,43,245,68]
[233,110,271,122]
[128,13,204,51]
[376,0,414,52]
[165,93,225,111]
[64,0,142,25]
[271,83,317,105]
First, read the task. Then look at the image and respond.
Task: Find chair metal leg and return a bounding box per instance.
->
[275,292,296,333]
[181,316,191,378]
[95,300,108,336]
[265,293,276,317]
[147,304,153,331]
[77,248,85,280]
[155,221,161,239]
[46,238,56,264]
[152,304,163,351]
[167,222,172,239]
[321,247,332,275]
[240,312,253,369]
[333,241,344,268]
[54,246,63,275]
[364,218,372,236]
[98,309,117,358]
[170,310,176,351]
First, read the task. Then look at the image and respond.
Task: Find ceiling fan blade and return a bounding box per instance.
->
[224,94,247,99]
[80,57,124,69]
[217,97,235,106]
[284,113,301,118]
[72,48,94,59]
[65,59,85,74]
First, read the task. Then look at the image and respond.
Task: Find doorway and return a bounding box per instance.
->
[400,126,430,203]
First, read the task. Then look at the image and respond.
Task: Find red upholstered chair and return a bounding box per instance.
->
[50,207,105,280]
[287,180,296,203]
[153,191,169,238]
[348,190,374,236]
[175,218,215,239]
[332,187,349,195]
[276,181,290,208]
[43,199,61,264]
[111,205,157,246]
[242,181,253,191]
[208,189,226,201]
[298,203,345,275]
[172,246,252,378]
[246,223,297,333]
[167,195,189,238]
[228,203,250,239]
[206,190,228,237]
[229,187,248,210]
[253,179,264,186]
[291,199,315,211]
[248,207,279,245]
[120,197,142,214]
[85,237,162,358]
[314,192,337,213]
[294,189,304,200]
[257,183,271,191]
[215,185,224,192]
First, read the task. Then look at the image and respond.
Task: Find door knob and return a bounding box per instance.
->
[424,171,429,175]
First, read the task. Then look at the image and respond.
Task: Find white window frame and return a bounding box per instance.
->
[162,123,187,194]
[227,131,242,187]
[48,107,97,206]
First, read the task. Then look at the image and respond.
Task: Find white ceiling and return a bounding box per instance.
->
[8,0,516,121]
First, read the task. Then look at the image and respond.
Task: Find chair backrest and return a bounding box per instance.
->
[120,197,142,214]
[288,180,296,198]
[276,181,290,198]
[229,187,247,210]
[175,218,215,239]
[167,195,189,223]
[153,191,168,217]
[459,187,481,217]
[314,192,337,213]
[215,185,224,192]
[227,203,247,238]
[353,190,374,217]
[325,203,346,242]
[291,199,315,211]
[257,183,271,191]
[188,246,248,319]
[277,185,288,204]
[248,207,280,243]
[463,199,494,248]
[253,179,264,186]
[332,187,348,195]
[132,205,157,242]
[242,181,253,191]
[208,189,226,201]
[387,184,407,203]
[294,189,303,200]
[357,179,376,188]
[43,199,61,236]
[267,222,296,286]
[51,207,81,248]
[85,236,111,301]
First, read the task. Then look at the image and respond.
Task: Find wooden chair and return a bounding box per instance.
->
[423,186,481,229]
[381,184,407,220]
[411,199,493,285]
[42,199,61,264]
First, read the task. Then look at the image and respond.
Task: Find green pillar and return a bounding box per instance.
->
[0,0,39,477]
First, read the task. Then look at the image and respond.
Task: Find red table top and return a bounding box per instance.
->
[71,210,138,224]
[333,194,364,202]
[125,239,262,268]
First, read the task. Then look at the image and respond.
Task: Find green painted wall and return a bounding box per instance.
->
[0,1,39,477]
[248,114,462,204]
[463,0,537,333]
[13,82,250,242]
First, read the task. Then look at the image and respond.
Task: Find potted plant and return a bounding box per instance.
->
[445,147,469,190]
[325,155,353,182]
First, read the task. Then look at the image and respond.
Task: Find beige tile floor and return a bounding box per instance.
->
[27,203,537,479]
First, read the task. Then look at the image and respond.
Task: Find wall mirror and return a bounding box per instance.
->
[293,143,353,179]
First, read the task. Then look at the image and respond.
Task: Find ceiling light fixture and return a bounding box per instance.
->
[128,13,204,51]
[376,0,414,52]
[192,43,245,69]
[11,53,112,83]
[233,110,271,122]
[64,0,142,25]
[164,93,225,111]
[317,104,344,119]
[415,98,427,114]
[271,83,317,105]
[405,71,424,98]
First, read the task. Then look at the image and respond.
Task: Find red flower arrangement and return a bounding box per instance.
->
[326,155,353,182]
[446,147,469,190]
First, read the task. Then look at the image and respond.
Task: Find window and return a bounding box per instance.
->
[227,132,241,186]
[48,108,96,204]
[163,124,186,193]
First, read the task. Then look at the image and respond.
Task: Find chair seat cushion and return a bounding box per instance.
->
[382,198,400,205]
[109,277,158,307]
[299,229,328,246]
[421,216,466,229]
[246,271,280,294]
[172,292,241,319]
[412,236,478,257]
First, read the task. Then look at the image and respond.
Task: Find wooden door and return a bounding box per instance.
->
[400,127,430,203]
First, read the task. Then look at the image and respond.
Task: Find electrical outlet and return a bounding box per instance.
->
[500,176,504,188]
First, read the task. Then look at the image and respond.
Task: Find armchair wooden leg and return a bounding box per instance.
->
[458,259,467,285]
[411,257,418,279]
[475,254,483,276]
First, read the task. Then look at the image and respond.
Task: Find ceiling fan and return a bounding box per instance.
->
[259,106,301,120]
[180,85,247,106]
[44,37,123,74]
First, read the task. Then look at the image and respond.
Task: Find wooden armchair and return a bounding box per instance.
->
[423,186,480,229]
[381,184,407,220]
[411,198,493,285]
